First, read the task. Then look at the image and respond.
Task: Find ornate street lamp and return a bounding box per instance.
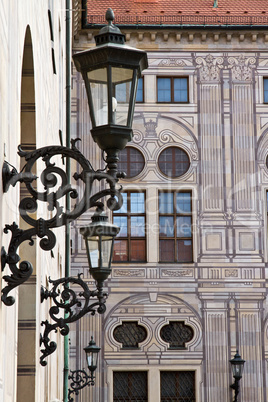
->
[230,350,245,402]
[72,8,148,178]
[68,337,100,402]
[1,9,148,366]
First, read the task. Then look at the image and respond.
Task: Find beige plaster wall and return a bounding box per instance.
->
[0,1,67,401]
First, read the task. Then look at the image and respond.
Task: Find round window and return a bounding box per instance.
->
[158,147,190,178]
[118,147,145,178]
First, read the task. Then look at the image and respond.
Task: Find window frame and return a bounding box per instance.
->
[136,76,144,103]
[117,146,145,178]
[109,367,200,402]
[113,371,148,401]
[264,77,268,103]
[158,146,191,178]
[159,190,193,263]
[157,76,189,103]
[113,190,147,263]
[160,370,196,401]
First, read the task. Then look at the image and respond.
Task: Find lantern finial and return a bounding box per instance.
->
[106,8,115,24]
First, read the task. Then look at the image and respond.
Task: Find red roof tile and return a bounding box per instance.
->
[86,0,268,26]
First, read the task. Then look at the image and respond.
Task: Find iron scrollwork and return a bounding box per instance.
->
[40,274,106,366]
[1,138,123,306]
[68,368,95,402]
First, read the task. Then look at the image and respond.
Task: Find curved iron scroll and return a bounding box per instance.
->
[68,369,95,402]
[1,138,123,306]
[40,274,107,366]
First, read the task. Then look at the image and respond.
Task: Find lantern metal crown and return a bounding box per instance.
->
[1,9,148,366]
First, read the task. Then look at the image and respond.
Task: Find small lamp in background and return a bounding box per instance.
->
[68,337,101,402]
[230,350,245,402]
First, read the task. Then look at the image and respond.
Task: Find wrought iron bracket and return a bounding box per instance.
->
[68,369,95,402]
[39,274,107,366]
[1,138,123,306]
[2,160,37,193]
[230,378,240,402]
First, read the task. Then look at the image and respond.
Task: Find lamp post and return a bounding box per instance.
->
[1,9,148,366]
[230,350,245,402]
[68,337,100,402]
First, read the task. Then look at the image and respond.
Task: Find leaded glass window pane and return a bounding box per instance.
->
[161,371,195,401]
[160,321,194,349]
[113,321,147,349]
[113,371,148,401]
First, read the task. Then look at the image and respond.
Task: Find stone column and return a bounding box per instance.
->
[236,298,265,401]
[200,295,230,402]
[196,54,224,213]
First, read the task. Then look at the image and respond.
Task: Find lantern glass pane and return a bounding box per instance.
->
[87,239,99,268]
[113,67,133,126]
[101,236,113,268]
[232,364,244,378]
[86,353,93,368]
[86,350,99,370]
[88,68,108,126]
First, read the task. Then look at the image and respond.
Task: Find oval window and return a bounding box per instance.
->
[158,147,190,178]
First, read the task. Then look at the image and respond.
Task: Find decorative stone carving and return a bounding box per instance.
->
[225,269,238,278]
[144,119,158,137]
[158,58,186,67]
[132,130,144,144]
[114,269,145,277]
[158,130,198,161]
[161,269,193,277]
[196,54,224,82]
[228,55,256,81]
